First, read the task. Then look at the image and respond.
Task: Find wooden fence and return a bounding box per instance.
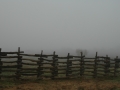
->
[0,47,120,80]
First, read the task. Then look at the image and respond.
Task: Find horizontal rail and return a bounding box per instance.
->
[22,62,38,66]
[35,54,58,57]
[0,51,24,54]
[0,65,21,68]
[22,58,39,62]
[69,55,85,58]
[0,56,22,58]
[0,75,17,78]
[1,61,17,63]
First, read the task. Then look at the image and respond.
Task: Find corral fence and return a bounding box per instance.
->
[0,47,120,80]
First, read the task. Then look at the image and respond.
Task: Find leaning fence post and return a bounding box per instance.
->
[16,47,22,79]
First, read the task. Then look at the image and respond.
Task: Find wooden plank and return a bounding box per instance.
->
[20,54,47,57]
[0,65,20,68]
[21,68,38,70]
[70,66,81,68]
[83,61,95,62]
[84,64,94,66]
[57,62,67,64]
[96,69,110,72]
[20,72,37,73]
[95,66,106,68]
[0,56,22,58]
[97,56,110,59]
[40,75,52,78]
[22,58,39,62]
[0,75,17,78]
[84,58,95,59]
[83,67,94,69]
[41,59,53,62]
[40,70,53,73]
[57,68,66,70]
[69,59,81,61]
[85,70,93,72]
[20,54,38,56]
[71,69,80,72]
[22,62,37,66]
[57,57,73,59]
[83,74,94,76]
[98,64,109,66]
[58,65,67,67]
[0,53,7,56]
[70,55,85,58]
[40,66,54,69]
[1,61,17,63]
[1,69,21,72]
[42,62,53,64]
[21,73,37,76]
[35,54,58,57]
[0,51,24,54]
[72,63,80,65]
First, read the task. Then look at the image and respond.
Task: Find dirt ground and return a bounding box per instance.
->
[1,78,120,90]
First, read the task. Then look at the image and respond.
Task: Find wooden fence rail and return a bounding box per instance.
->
[0,47,120,80]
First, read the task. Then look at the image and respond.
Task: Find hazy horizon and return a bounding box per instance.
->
[0,0,120,57]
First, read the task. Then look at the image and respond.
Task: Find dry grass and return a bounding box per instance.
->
[1,78,120,90]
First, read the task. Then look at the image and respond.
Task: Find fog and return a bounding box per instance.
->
[0,0,120,57]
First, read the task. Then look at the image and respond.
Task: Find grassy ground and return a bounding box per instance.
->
[0,77,120,90]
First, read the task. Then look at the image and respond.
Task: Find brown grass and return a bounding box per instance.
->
[1,78,120,90]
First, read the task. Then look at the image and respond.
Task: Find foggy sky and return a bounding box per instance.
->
[0,0,120,57]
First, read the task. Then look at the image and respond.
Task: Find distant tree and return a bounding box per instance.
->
[76,49,88,56]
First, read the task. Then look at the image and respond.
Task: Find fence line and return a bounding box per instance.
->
[0,47,120,80]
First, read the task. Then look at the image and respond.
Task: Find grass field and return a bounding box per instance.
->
[0,77,120,90]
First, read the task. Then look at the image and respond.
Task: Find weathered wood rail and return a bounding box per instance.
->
[0,47,120,80]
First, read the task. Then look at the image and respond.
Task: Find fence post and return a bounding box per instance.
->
[66,53,71,78]
[51,51,58,79]
[16,47,22,79]
[80,52,84,76]
[0,48,2,80]
[93,52,97,78]
[37,50,43,79]
[104,55,110,77]
[114,56,119,77]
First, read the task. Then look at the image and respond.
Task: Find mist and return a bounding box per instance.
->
[0,0,120,58]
